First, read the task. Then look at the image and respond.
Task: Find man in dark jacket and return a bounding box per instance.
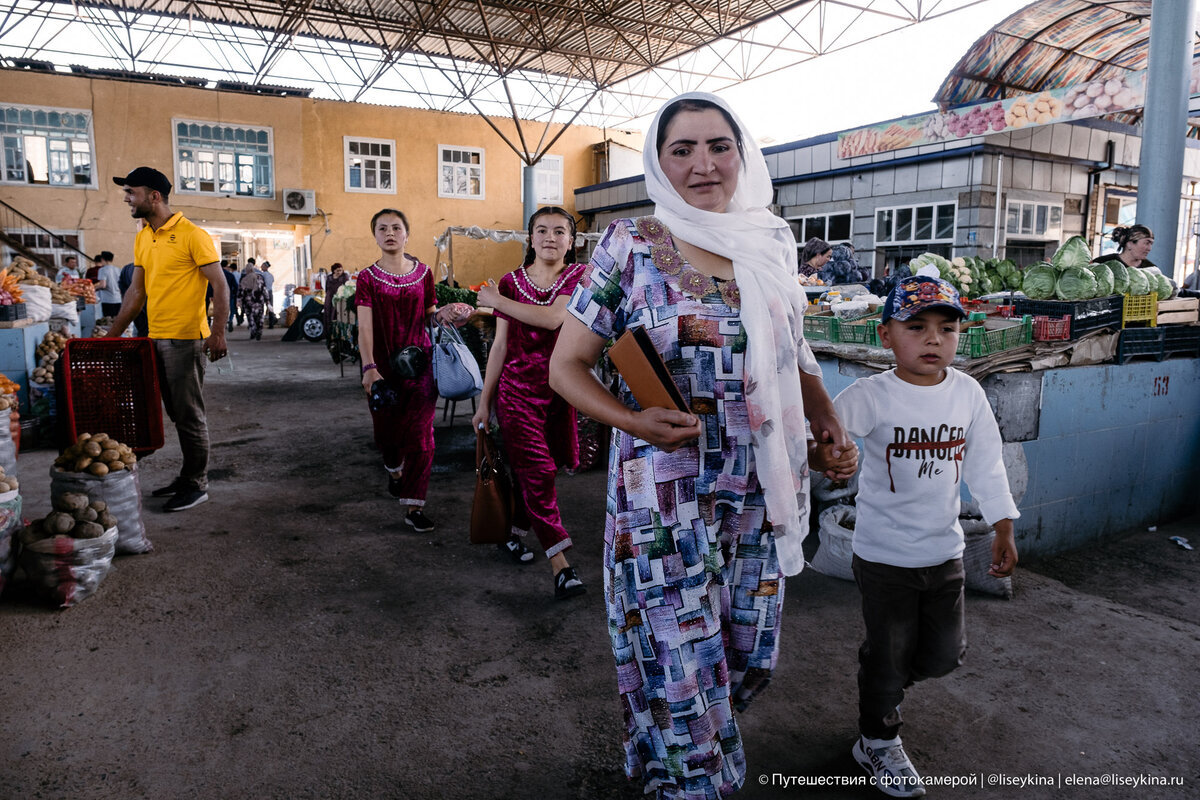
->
[222,261,240,330]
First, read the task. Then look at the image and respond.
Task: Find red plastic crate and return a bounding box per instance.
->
[1033,314,1071,342]
[60,338,164,455]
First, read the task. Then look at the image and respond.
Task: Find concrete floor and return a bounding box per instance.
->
[1,326,1196,800]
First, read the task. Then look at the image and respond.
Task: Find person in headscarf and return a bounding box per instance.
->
[322,262,349,337]
[549,93,857,798]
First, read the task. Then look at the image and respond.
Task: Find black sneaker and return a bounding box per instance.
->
[151,478,186,497]
[554,566,586,601]
[404,509,434,532]
[498,534,535,564]
[164,489,209,512]
[387,476,404,498]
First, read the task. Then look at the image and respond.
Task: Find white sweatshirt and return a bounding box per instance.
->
[833,368,1019,568]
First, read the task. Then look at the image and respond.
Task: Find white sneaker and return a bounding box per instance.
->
[852,735,926,797]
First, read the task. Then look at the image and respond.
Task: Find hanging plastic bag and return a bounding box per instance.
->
[18,525,117,608]
[50,463,152,555]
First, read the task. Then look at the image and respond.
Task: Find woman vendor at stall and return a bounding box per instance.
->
[1094,225,1154,270]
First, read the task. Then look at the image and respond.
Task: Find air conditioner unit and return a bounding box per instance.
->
[282,188,316,216]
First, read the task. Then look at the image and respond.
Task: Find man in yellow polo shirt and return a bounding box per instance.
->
[106,166,229,512]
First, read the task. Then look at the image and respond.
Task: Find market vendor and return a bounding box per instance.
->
[800,236,832,277]
[1094,224,1154,270]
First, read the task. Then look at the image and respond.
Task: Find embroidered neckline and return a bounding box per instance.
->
[367,259,425,288]
[635,216,739,309]
[513,262,584,305]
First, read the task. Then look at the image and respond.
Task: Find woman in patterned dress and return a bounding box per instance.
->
[357,208,467,532]
[550,94,857,798]
[472,206,589,600]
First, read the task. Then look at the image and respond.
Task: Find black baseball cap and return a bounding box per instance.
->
[113,166,172,196]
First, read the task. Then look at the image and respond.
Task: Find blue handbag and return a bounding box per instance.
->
[430,321,482,400]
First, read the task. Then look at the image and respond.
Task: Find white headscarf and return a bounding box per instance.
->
[643,91,819,576]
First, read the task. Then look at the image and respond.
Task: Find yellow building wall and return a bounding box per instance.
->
[0,70,641,289]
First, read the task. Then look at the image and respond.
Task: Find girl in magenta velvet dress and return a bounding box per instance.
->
[357,208,467,532]
[473,207,588,600]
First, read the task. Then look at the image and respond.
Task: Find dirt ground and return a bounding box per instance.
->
[1,326,1197,800]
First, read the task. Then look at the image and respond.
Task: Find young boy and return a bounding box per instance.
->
[833,275,1018,798]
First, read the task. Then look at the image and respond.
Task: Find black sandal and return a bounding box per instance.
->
[498,535,534,564]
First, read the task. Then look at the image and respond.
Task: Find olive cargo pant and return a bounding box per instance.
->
[155,339,209,492]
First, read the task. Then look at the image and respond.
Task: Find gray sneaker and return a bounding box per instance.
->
[852,735,926,797]
[164,489,209,512]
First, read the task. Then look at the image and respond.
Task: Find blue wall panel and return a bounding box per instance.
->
[817,352,1200,558]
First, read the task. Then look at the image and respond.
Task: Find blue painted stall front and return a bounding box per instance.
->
[816,355,1200,558]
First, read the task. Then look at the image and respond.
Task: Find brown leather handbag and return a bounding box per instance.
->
[470,428,512,544]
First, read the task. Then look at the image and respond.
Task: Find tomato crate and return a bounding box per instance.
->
[1032,314,1072,342]
[803,312,839,342]
[1122,292,1158,328]
[60,337,163,455]
[1013,295,1123,339]
[836,315,882,347]
[956,315,1032,359]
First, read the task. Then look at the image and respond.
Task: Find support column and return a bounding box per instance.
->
[522,164,538,228]
[1139,0,1196,278]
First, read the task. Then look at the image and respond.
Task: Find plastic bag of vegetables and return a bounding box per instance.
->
[1089,261,1115,296]
[1022,262,1058,300]
[50,453,151,555]
[0,407,14,478]
[18,525,116,608]
[1055,265,1099,301]
[0,476,21,596]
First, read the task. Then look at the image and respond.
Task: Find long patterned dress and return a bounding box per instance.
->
[568,217,783,800]
[494,263,586,556]
[355,258,437,505]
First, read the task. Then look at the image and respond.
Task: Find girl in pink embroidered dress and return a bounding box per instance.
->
[357,209,468,532]
[473,207,588,600]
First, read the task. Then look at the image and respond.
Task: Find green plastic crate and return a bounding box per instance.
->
[803,313,839,342]
[956,315,1032,359]
[837,315,882,346]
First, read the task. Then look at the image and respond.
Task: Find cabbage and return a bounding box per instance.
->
[1055,265,1098,300]
[1090,261,1114,296]
[1022,262,1058,300]
[1105,259,1129,294]
[1051,236,1092,272]
[1126,267,1150,296]
[1155,273,1173,299]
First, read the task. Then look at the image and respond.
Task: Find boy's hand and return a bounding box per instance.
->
[989,519,1018,578]
[808,439,858,481]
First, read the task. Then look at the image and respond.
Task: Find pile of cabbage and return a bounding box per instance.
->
[1021,236,1177,301]
[907,252,1023,299]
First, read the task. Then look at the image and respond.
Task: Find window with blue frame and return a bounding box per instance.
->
[174,119,273,197]
[1,104,95,187]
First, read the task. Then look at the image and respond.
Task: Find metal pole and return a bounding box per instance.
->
[993,154,1004,258]
[1138,0,1196,280]
[522,164,538,228]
